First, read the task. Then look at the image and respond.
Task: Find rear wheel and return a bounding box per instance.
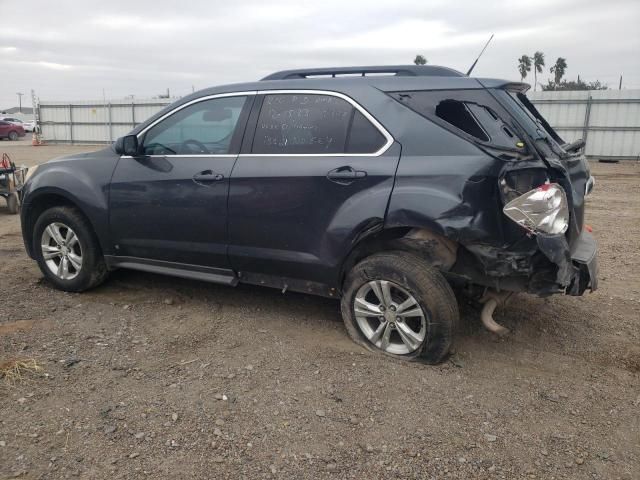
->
[33,206,108,292]
[8,131,18,141]
[341,251,458,364]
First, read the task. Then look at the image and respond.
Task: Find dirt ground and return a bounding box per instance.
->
[1,140,639,479]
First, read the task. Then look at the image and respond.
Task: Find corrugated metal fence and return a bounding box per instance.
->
[38,98,173,144]
[528,89,640,161]
[38,90,640,160]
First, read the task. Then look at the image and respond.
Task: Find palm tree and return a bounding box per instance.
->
[517,55,532,82]
[532,51,545,91]
[550,57,568,88]
[414,55,427,65]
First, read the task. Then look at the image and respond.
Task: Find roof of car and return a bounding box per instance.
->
[260,65,465,80]
[187,68,519,97]
[224,65,517,93]
[130,66,525,135]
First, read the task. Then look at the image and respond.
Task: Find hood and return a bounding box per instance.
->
[47,146,114,164]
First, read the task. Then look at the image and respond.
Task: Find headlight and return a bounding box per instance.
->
[503,183,569,235]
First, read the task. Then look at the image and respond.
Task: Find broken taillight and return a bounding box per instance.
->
[503,183,569,235]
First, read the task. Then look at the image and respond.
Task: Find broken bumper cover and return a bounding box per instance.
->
[537,230,598,296]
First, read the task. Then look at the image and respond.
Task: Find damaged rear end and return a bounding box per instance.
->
[492,83,597,296]
[385,78,597,300]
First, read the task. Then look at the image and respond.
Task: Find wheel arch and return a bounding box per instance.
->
[22,189,103,259]
[338,225,459,292]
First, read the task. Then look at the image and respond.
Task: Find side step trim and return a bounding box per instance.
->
[105,256,238,286]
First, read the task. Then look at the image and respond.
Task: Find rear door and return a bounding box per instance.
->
[109,93,253,268]
[227,90,399,286]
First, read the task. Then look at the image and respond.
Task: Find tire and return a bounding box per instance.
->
[6,193,19,214]
[341,251,458,364]
[8,131,18,141]
[33,206,108,292]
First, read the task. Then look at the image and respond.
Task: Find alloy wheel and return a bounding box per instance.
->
[353,280,427,355]
[41,222,83,280]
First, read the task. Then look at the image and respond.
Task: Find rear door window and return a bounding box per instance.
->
[346,110,387,153]
[391,90,524,150]
[252,93,386,155]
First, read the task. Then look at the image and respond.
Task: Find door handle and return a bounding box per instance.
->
[326,166,367,184]
[193,170,224,183]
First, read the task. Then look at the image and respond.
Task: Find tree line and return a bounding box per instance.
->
[517,52,607,91]
[412,53,607,91]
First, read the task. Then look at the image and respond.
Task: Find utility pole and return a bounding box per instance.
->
[16,92,24,113]
[619,75,623,90]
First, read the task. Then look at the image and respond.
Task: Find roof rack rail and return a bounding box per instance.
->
[261,65,465,81]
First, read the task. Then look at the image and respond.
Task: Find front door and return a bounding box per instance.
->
[227,92,399,286]
[109,94,252,268]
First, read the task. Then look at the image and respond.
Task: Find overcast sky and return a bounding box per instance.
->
[1,0,639,109]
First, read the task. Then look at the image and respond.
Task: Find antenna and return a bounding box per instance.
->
[466,34,494,76]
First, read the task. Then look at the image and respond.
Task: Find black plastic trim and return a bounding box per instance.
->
[105,256,238,285]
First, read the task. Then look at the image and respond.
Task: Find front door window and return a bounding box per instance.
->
[142,96,248,155]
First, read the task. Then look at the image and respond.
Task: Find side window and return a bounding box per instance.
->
[143,96,247,155]
[252,94,386,155]
[346,111,387,153]
[435,100,489,141]
[392,90,523,150]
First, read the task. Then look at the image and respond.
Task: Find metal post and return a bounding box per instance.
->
[582,94,592,149]
[69,104,73,144]
[131,102,136,129]
[108,103,113,142]
[103,89,108,143]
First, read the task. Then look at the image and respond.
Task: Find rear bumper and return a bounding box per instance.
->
[536,229,598,296]
[568,229,598,295]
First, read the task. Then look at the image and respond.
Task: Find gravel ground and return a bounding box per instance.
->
[1,142,639,479]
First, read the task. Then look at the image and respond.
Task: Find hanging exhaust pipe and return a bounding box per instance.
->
[479,291,512,336]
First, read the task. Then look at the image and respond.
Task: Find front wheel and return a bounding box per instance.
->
[341,251,458,364]
[33,206,108,292]
[8,131,18,141]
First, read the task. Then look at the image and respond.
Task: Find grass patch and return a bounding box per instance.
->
[0,358,43,384]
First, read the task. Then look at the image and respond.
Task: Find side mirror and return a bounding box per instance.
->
[114,137,125,154]
[115,135,139,156]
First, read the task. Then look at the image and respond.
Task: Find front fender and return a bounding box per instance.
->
[21,150,118,256]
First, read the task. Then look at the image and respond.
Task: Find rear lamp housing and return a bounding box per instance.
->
[503,183,569,235]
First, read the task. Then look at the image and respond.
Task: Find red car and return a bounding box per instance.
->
[0,120,26,140]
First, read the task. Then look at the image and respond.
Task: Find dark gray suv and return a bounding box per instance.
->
[20,65,597,363]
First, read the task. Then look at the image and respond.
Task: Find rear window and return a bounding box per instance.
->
[435,100,489,141]
[252,94,386,155]
[504,90,565,145]
[390,89,524,150]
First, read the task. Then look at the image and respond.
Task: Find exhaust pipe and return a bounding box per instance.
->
[479,291,512,336]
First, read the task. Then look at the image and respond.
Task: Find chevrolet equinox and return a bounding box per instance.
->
[20,65,597,363]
